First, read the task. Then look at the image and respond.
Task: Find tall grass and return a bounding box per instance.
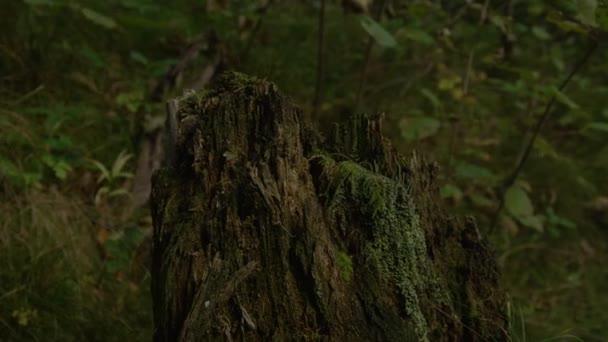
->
[0,188,152,341]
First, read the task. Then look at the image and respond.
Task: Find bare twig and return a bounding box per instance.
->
[354,0,389,112]
[488,38,598,233]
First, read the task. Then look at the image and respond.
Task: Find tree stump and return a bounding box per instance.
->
[150,72,507,341]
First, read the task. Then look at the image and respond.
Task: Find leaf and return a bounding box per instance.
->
[81,8,118,29]
[52,161,72,180]
[95,186,110,205]
[518,214,544,232]
[531,26,551,40]
[80,46,105,68]
[420,88,442,110]
[584,122,608,133]
[115,90,144,113]
[455,161,495,180]
[400,28,434,45]
[130,51,148,65]
[108,188,131,198]
[116,172,134,180]
[360,16,397,48]
[489,15,507,32]
[549,86,579,109]
[399,116,440,140]
[469,193,494,208]
[534,136,560,159]
[90,160,111,183]
[440,184,463,201]
[545,207,577,229]
[69,72,99,93]
[598,7,608,31]
[576,0,598,27]
[505,185,534,218]
[111,151,132,177]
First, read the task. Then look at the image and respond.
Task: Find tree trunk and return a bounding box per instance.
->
[150,72,507,341]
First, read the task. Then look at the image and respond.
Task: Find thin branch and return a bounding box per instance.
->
[488,38,598,233]
[312,0,326,122]
[354,37,375,112]
[354,0,389,112]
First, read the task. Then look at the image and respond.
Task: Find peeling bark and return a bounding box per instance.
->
[150,72,507,341]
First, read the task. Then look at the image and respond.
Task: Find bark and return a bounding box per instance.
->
[150,72,507,341]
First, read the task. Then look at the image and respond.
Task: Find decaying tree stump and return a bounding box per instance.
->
[150,72,507,341]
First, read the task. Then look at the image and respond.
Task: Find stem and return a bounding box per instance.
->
[354,0,388,112]
[488,38,598,233]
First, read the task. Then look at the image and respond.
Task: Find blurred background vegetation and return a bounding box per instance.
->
[1,0,607,340]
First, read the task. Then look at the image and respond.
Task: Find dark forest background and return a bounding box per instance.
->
[1,0,607,340]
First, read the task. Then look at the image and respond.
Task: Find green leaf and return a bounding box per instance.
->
[455,161,495,180]
[116,90,144,113]
[130,51,148,65]
[360,16,398,48]
[469,193,494,208]
[505,185,534,218]
[584,122,608,133]
[576,0,598,27]
[598,6,608,31]
[546,207,577,229]
[90,160,111,183]
[549,86,579,109]
[489,15,507,32]
[420,88,442,110]
[52,161,72,180]
[399,116,440,140]
[108,188,131,198]
[111,151,132,178]
[81,8,118,29]
[531,26,552,40]
[400,28,434,45]
[518,214,544,232]
[80,46,105,68]
[440,184,463,201]
[534,136,560,159]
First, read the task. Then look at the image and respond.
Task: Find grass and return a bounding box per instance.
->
[1,1,607,340]
[499,230,608,341]
[0,188,152,342]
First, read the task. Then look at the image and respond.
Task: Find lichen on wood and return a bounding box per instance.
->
[150,72,507,341]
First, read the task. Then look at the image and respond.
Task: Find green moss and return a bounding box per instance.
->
[314,153,451,342]
[336,251,354,282]
[312,153,389,216]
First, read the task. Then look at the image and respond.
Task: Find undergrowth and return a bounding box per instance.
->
[1,0,607,340]
[0,189,152,341]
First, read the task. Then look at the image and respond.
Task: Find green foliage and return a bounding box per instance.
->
[360,16,398,48]
[504,184,543,231]
[104,228,147,274]
[336,251,353,282]
[2,0,608,339]
[0,192,151,341]
[399,115,441,141]
[89,150,134,205]
[315,154,438,341]
[313,154,390,216]
[576,0,598,26]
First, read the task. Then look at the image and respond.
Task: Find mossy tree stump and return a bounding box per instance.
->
[150,73,507,341]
